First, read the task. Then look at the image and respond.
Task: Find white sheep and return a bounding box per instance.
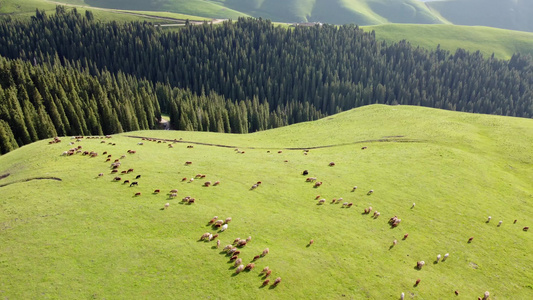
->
[487,216,492,222]
[401,292,404,300]
[498,220,502,227]
[483,291,490,299]
[220,224,228,232]
[164,203,170,209]
[443,253,449,261]
[437,254,441,262]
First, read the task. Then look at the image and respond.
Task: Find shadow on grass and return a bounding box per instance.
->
[269,284,278,290]
[388,245,394,250]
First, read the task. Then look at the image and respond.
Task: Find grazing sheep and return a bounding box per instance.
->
[130,182,138,187]
[524,227,529,231]
[113,177,121,181]
[273,277,281,286]
[216,240,220,248]
[374,212,380,218]
[209,216,219,224]
[347,203,353,208]
[367,189,374,195]
[214,181,220,186]
[361,146,367,150]
[498,220,502,227]
[164,203,170,209]
[415,279,420,286]
[233,238,241,245]
[234,258,242,267]
[412,203,415,208]
[403,233,409,240]
[229,255,238,261]
[392,219,401,227]
[246,236,252,242]
[444,253,449,261]
[237,240,247,247]
[261,266,270,274]
[455,290,459,295]
[318,199,326,204]
[262,279,270,286]
[222,245,233,252]
[235,264,245,274]
[204,181,211,187]
[468,237,474,243]
[170,189,178,193]
[210,234,219,241]
[306,177,317,182]
[251,184,258,190]
[265,270,272,277]
[121,170,127,174]
[120,155,126,159]
[228,247,237,255]
[329,162,335,166]
[135,175,141,180]
[278,150,282,153]
[343,202,349,207]
[302,170,309,175]
[111,170,118,174]
[127,168,134,173]
[200,233,210,240]
[309,239,314,246]
[262,248,269,257]
[352,186,357,192]
[98,173,104,177]
[245,263,255,271]
[483,291,490,299]
[185,161,192,165]
[215,220,224,226]
[181,177,187,181]
[153,189,160,193]
[314,181,323,188]
[401,292,404,300]
[135,192,141,196]
[416,261,425,269]
[315,195,321,200]
[253,255,260,261]
[437,254,441,262]
[487,216,492,223]
[188,198,195,204]
[331,199,336,204]
[220,224,228,232]
[389,216,399,224]
[207,234,213,241]
[169,193,178,198]
[189,178,194,183]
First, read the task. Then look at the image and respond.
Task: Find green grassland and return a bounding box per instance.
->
[1,105,532,299]
[363,24,533,60]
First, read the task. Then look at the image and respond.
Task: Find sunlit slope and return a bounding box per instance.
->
[1,105,532,299]
[364,24,533,59]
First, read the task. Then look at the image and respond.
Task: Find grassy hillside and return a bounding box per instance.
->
[427,0,533,32]
[1,105,532,299]
[364,23,533,60]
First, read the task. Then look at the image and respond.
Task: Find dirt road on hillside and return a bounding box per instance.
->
[43,0,226,26]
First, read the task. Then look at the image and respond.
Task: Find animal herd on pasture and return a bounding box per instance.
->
[53,134,529,298]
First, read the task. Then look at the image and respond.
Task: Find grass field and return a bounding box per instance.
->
[1,104,532,299]
[363,24,533,60]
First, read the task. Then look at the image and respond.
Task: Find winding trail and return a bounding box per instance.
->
[0,176,62,188]
[124,135,422,150]
[43,0,227,26]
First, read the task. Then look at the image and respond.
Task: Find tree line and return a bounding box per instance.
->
[0,7,532,153]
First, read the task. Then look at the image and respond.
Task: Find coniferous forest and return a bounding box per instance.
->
[0,7,532,154]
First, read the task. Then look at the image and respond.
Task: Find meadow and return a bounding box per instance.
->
[1,105,532,299]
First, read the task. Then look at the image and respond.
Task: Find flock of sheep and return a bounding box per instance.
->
[54,135,530,299]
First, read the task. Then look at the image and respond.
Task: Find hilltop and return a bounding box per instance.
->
[1,105,532,299]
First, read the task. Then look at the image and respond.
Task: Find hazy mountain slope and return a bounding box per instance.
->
[427,0,533,32]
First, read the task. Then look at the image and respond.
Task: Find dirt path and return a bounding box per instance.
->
[124,135,421,150]
[43,0,226,25]
[0,176,62,188]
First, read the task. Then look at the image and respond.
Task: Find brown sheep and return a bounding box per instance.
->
[235,264,245,274]
[246,236,252,243]
[210,234,219,241]
[216,240,220,248]
[306,177,317,182]
[229,255,238,262]
[524,227,529,231]
[329,162,335,166]
[111,169,118,174]
[403,233,409,240]
[262,279,270,286]
[237,240,247,247]
[261,248,269,257]
[234,258,243,267]
[265,270,272,277]
[127,168,134,173]
[261,266,270,274]
[315,195,321,199]
[181,177,187,181]
[225,217,232,224]
[367,189,374,195]
[233,250,241,256]
[153,189,160,193]
[253,255,260,261]
[347,202,353,208]
[214,181,221,186]
[245,263,255,271]
[123,180,130,184]
[416,261,425,269]
[185,161,192,165]
[204,181,211,187]
[121,170,127,174]
[273,277,281,286]
[233,238,241,245]
[314,181,323,188]
[209,216,218,224]
[468,237,474,243]
[113,177,121,181]
[170,189,178,193]
[98,173,104,177]
[309,239,314,246]
[415,279,420,286]
[188,198,195,204]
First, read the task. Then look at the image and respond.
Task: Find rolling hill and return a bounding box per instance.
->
[48,0,533,32]
[1,105,532,299]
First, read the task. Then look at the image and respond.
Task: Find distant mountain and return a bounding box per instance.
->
[426,0,533,32]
